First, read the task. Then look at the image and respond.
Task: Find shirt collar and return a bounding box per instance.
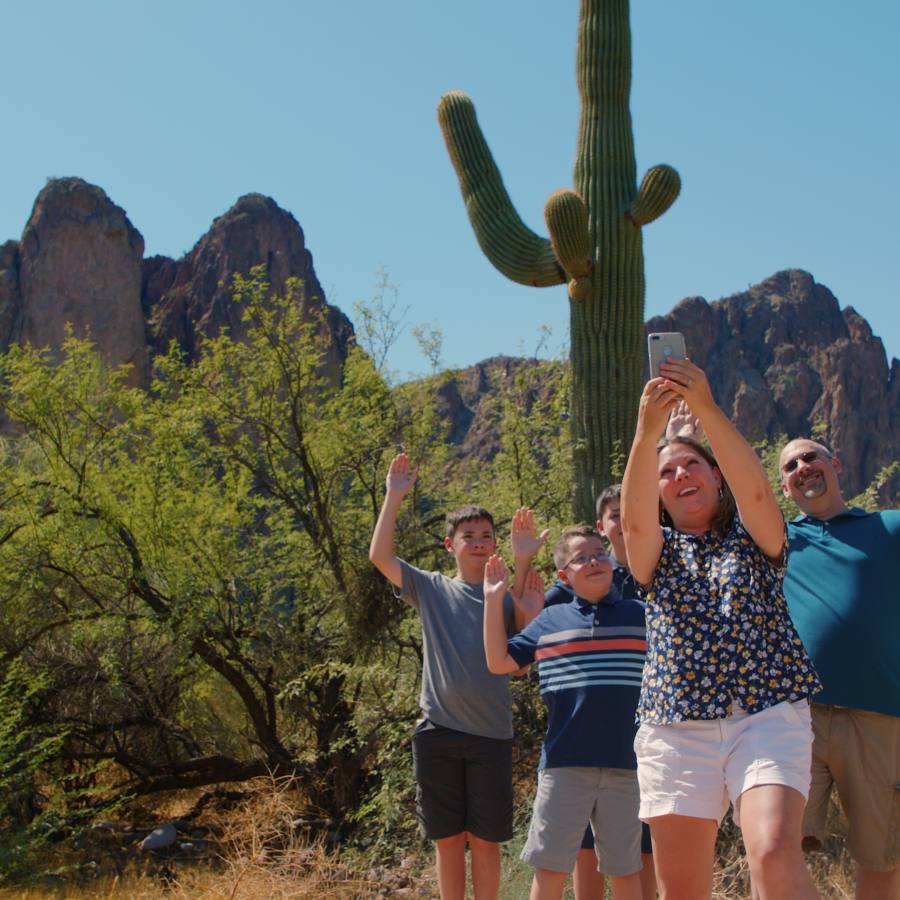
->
[573,584,620,610]
[792,506,869,525]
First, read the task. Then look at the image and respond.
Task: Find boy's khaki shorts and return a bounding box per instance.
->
[520,766,642,876]
[803,704,900,871]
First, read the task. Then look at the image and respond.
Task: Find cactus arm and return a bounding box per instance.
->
[437,91,566,287]
[629,165,681,226]
[544,189,594,301]
[544,190,592,277]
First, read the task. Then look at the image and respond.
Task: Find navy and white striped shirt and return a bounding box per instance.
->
[507,592,646,770]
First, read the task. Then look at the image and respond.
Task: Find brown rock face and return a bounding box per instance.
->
[0,180,351,395]
[645,270,899,498]
[430,271,897,504]
[143,194,352,374]
[18,178,149,385]
[0,240,21,352]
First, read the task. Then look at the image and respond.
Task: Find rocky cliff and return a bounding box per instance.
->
[430,272,898,502]
[1,181,895,502]
[2,179,148,384]
[0,178,352,388]
[142,192,352,372]
[645,270,898,499]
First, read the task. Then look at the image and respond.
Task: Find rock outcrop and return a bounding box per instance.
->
[13,179,149,385]
[429,271,897,503]
[645,270,899,498]
[142,194,352,375]
[0,180,352,389]
[1,181,894,502]
[0,240,20,352]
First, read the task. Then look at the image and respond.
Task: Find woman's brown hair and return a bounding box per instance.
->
[656,436,737,537]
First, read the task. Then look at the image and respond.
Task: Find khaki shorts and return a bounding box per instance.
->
[521,767,642,876]
[803,704,900,871]
[635,700,812,826]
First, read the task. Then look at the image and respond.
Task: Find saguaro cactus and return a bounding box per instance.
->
[438,0,680,519]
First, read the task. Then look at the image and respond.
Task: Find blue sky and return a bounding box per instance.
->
[3,1,898,379]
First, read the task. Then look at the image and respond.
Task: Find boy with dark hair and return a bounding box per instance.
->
[369,452,516,900]
[487,527,647,900]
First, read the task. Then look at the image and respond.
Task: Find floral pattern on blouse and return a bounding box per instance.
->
[638,518,821,724]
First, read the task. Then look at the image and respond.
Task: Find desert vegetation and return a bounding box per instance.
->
[0,272,887,897]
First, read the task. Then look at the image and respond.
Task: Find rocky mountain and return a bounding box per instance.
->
[1,180,895,501]
[430,272,898,502]
[0,178,352,388]
[142,192,352,374]
[645,270,898,499]
[1,179,148,384]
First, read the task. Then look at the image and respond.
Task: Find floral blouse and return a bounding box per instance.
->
[638,518,821,724]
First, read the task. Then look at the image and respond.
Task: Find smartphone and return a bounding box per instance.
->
[647,332,687,377]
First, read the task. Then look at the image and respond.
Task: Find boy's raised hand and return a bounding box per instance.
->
[514,567,545,627]
[385,452,417,498]
[510,507,550,562]
[665,399,705,442]
[524,567,545,601]
[483,554,509,603]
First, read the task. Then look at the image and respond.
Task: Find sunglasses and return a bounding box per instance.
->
[563,552,610,568]
[782,450,823,473]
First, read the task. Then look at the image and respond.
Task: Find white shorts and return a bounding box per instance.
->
[634,700,813,826]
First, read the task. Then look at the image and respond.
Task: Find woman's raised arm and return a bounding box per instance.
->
[622,378,675,585]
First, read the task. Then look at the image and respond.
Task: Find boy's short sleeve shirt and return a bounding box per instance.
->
[398,560,515,740]
[507,592,646,770]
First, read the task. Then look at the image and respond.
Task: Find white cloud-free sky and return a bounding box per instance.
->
[3,0,897,378]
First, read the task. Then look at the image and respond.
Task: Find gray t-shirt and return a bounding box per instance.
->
[398,560,516,740]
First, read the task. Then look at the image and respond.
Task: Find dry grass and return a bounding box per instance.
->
[0,775,430,899]
[0,782,860,899]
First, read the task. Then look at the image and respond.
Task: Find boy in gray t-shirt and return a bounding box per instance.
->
[370,452,516,900]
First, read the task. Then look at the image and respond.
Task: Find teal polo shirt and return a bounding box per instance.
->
[785,508,900,717]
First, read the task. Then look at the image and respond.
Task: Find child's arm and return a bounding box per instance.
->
[510,507,549,629]
[622,378,672,585]
[368,452,417,588]
[483,555,524,674]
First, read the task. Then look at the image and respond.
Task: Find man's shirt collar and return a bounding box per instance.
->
[792,505,869,525]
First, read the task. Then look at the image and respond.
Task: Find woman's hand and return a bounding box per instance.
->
[637,377,680,440]
[658,359,717,418]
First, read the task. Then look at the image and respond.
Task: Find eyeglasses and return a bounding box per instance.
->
[563,552,610,569]
[782,450,824,473]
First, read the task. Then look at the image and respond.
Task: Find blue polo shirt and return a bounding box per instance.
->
[507,590,646,770]
[785,508,900,717]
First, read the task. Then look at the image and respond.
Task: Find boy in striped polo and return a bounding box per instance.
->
[484,527,646,900]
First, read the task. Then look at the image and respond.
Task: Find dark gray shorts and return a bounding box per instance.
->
[411,720,513,843]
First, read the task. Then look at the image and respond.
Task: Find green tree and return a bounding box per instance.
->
[0,272,443,841]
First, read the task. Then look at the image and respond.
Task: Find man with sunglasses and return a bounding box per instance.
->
[779,438,900,899]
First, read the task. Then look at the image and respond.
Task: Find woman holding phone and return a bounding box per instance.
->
[621,357,821,899]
